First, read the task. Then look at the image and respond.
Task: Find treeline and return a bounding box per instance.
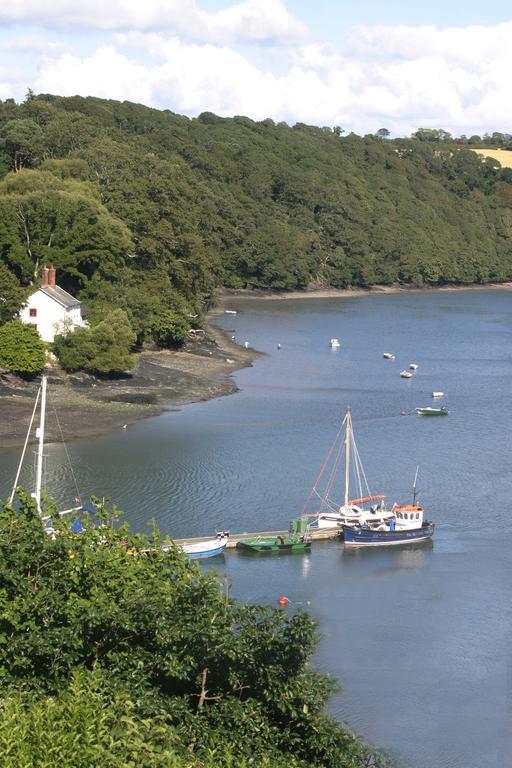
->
[0,491,390,767]
[1,93,512,369]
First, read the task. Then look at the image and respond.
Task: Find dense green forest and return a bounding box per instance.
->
[0,492,389,767]
[1,92,512,362]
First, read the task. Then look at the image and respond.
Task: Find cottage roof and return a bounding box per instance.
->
[38,285,81,309]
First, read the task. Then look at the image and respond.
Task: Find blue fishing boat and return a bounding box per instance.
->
[342,519,434,547]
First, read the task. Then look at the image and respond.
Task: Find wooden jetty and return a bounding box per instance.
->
[174,526,340,550]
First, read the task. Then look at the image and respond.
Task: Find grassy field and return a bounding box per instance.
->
[472,148,512,167]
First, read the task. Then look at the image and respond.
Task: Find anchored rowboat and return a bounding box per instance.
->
[236,535,310,554]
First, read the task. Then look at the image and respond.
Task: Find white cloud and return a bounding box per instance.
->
[0,0,307,44]
[35,46,151,103]
[3,14,512,136]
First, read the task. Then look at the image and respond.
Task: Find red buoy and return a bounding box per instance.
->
[278,596,289,606]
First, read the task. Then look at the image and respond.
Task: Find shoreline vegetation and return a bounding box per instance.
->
[1,281,512,448]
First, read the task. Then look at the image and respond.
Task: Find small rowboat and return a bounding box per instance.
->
[236,535,311,554]
[163,532,230,559]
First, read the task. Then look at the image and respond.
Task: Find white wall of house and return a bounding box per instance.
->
[19,290,85,343]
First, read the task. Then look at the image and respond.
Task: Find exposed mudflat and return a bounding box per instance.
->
[0,324,258,447]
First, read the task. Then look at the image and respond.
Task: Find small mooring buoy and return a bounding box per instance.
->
[278,596,289,606]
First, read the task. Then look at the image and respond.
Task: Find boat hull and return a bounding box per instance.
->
[236,538,311,554]
[342,523,435,547]
[178,534,229,559]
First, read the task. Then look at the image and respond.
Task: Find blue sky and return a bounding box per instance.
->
[1,1,511,137]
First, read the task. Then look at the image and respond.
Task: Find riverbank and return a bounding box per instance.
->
[0,324,258,448]
[2,280,511,448]
[216,281,512,302]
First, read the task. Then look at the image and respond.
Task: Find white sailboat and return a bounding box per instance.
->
[9,376,88,532]
[304,410,394,530]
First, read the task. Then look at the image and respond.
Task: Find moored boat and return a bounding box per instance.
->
[329,338,341,348]
[342,519,434,547]
[303,410,394,531]
[400,370,413,378]
[431,392,444,398]
[236,534,311,554]
[409,363,418,370]
[167,532,229,559]
[224,309,237,315]
[415,407,448,416]
[343,469,435,547]
[383,352,395,359]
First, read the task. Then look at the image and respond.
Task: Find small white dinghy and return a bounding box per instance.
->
[400,370,413,379]
[409,363,418,370]
[432,392,444,398]
[163,532,230,560]
[329,338,341,348]
[383,352,395,360]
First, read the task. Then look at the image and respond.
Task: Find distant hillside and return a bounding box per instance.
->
[471,148,512,168]
[1,94,512,348]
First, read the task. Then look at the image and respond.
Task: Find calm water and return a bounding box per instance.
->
[1,290,511,767]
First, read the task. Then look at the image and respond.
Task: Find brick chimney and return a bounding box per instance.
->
[48,265,56,288]
[41,265,49,287]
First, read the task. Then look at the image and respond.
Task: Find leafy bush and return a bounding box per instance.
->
[0,320,45,374]
[151,309,190,347]
[0,491,390,768]
[53,309,136,374]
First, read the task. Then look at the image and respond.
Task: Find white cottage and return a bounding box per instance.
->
[19,265,86,343]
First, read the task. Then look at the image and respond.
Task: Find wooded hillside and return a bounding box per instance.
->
[1,93,512,347]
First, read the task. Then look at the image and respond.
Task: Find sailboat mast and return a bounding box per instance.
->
[412,465,419,505]
[34,376,47,515]
[344,410,351,506]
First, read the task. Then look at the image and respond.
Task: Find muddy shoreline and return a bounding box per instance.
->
[217,281,512,301]
[1,281,511,448]
[0,323,259,448]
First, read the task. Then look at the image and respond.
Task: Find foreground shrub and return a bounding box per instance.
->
[0,491,390,768]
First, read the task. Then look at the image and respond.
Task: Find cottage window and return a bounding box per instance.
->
[29,308,37,317]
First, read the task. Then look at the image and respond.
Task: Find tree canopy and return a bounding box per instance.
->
[1,94,512,372]
[0,491,389,768]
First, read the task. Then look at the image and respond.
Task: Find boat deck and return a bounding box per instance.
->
[173,526,340,549]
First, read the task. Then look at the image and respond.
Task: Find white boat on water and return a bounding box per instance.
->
[303,410,394,530]
[400,370,413,378]
[383,352,395,360]
[432,391,444,398]
[224,309,237,315]
[409,363,418,370]
[329,338,341,348]
[163,532,230,560]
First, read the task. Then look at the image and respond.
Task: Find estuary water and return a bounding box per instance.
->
[1,289,511,767]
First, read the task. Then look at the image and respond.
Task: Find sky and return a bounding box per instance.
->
[0,0,511,137]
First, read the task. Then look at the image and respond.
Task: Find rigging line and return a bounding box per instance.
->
[300,414,347,515]
[48,385,82,504]
[322,437,345,511]
[350,430,372,500]
[9,385,41,504]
